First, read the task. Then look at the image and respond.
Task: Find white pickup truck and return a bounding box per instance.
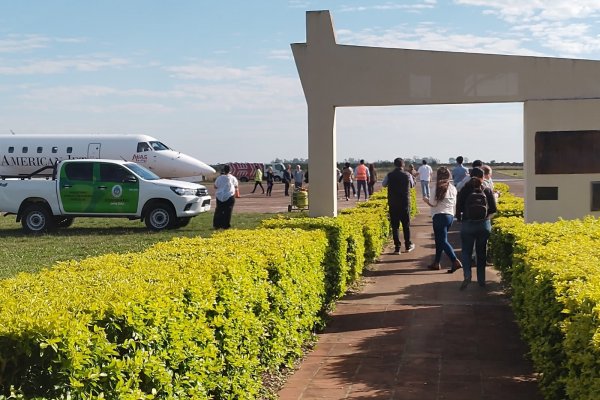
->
[0,159,211,233]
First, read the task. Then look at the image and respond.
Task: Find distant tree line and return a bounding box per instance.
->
[211,157,522,174]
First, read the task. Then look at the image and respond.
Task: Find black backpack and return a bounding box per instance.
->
[465,186,488,221]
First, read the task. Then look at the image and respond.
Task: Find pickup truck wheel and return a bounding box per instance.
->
[145,203,175,231]
[22,204,56,234]
[55,217,75,228]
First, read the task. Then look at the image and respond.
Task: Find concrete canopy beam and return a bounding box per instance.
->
[292,10,600,218]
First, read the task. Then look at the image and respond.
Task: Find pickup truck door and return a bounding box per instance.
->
[59,162,139,214]
[59,162,95,213]
[94,162,139,214]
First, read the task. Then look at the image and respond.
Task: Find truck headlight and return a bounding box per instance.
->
[170,186,196,196]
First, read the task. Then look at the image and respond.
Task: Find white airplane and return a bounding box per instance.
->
[0,134,216,180]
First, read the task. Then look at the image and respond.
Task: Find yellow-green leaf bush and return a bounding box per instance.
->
[260,216,361,308]
[0,228,327,399]
[491,215,600,400]
[0,188,397,399]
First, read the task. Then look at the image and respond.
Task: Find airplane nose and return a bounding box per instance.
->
[179,154,215,175]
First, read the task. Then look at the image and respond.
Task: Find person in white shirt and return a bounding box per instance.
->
[423,166,462,272]
[417,159,433,198]
[213,164,239,229]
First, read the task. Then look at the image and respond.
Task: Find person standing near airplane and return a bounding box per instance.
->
[293,165,305,189]
[213,165,239,229]
[251,167,264,194]
[283,164,293,196]
[265,166,274,196]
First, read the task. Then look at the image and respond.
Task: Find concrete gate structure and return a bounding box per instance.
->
[291,10,600,222]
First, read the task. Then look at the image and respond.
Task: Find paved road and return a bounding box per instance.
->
[276,176,540,400]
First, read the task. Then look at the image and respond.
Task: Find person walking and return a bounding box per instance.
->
[213,164,239,229]
[355,159,370,201]
[293,165,304,189]
[382,157,416,255]
[455,167,497,290]
[368,163,377,195]
[452,156,469,186]
[251,167,264,194]
[423,166,462,272]
[417,159,433,198]
[283,164,292,196]
[265,166,274,196]
[456,159,483,191]
[342,162,354,201]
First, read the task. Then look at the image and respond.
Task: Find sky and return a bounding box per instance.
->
[2,1,600,164]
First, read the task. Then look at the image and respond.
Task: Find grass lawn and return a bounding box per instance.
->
[0,212,273,280]
[496,169,524,178]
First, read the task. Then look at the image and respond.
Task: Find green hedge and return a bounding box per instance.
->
[0,229,327,399]
[0,189,398,399]
[491,216,600,400]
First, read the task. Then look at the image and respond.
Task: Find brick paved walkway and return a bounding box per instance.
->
[278,199,541,400]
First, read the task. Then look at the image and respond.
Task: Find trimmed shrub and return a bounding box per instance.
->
[0,229,327,399]
[491,216,600,400]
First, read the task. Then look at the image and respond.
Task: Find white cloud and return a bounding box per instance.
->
[455,0,600,22]
[336,25,542,56]
[340,1,436,12]
[456,1,600,57]
[0,34,85,53]
[164,63,269,81]
[0,35,50,53]
[268,49,294,61]
[0,56,129,75]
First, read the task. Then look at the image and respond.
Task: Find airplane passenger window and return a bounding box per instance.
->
[8,147,14,153]
[22,147,28,154]
[149,141,169,151]
[64,162,93,181]
[52,147,58,153]
[137,142,152,152]
[67,147,73,154]
[37,147,43,153]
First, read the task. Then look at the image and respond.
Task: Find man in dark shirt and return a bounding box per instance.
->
[382,157,416,255]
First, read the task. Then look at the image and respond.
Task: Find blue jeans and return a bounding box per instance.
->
[356,180,368,200]
[460,219,491,284]
[432,213,458,264]
[420,180,430,198]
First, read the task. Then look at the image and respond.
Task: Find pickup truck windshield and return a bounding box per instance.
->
[125,162,160,180]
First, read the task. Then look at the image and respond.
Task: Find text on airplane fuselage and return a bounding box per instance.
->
[1,154,145,167]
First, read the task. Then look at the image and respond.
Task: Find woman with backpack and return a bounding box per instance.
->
[455,167,497,290]
[423,166,462,273]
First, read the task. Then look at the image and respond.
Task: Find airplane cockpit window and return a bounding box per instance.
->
[67,147,73,154]
[149,141,170,151]
[137,142,152,152]
[37,147,43,153]
[8,147,14,153]
[22,147,28,154]
[52,147,58,153]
